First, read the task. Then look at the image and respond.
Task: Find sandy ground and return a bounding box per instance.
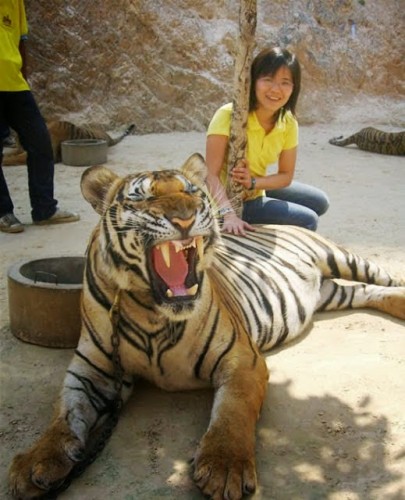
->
[0,124,404,500]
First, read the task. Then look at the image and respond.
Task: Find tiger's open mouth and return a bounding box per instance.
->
[149,236,204,301]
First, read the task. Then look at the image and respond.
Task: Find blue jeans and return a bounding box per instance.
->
[242,181,329,230]
[0,91,57,221]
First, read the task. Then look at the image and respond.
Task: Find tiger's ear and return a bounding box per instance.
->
[81,165,121,215]
[181,153,207,186]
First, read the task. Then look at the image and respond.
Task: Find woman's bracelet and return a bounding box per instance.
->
[218,207,235,217]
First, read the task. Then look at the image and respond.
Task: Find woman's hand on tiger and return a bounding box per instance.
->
[222,213,255,236]
[231,159,252,189]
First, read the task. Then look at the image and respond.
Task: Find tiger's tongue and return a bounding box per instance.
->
[152,245,188,295]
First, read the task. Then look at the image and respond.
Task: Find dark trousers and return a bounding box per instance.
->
[0,91,57,221]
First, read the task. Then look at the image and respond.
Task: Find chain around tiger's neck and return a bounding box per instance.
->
[165,320,184,345]
[109,290,125,399]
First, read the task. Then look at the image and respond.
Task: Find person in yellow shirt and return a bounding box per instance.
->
[206,47,329,235]
[0,0,79,233]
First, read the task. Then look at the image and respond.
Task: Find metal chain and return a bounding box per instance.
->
[41,290,124,499]
[110,290,124,401]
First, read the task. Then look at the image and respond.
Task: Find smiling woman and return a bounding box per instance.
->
[205,46,329,235]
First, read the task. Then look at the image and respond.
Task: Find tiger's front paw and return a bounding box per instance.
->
[193,431,256,500]
[9,420,83,499]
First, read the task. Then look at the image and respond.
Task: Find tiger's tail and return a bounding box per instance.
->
[108,123,135,146]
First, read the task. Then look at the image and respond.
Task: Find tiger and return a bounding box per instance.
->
[329,127,405,155]
[2,121,135,166]
[8,153,405,500]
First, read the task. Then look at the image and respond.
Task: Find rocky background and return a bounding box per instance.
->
[24,0,404,133]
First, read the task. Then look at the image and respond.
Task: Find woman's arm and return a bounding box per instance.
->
[205,135,231,209]
[205,134,255,235]
[231,147,297,191]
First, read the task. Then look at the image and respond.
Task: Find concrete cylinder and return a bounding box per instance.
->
[7,256,85,348]
[61,139,108,166]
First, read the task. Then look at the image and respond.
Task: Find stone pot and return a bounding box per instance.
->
[7,256,85,348]
[61,139,107,166]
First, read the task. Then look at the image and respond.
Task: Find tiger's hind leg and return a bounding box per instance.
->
[316,279,405,320]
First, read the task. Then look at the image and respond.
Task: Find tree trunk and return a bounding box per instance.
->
[226,0,257,216]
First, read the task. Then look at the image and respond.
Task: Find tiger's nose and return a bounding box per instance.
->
[171,216,195,230]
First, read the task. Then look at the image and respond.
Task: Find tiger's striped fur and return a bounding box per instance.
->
[2,121,135,166]
[9,154,405,500]
[329,127,405,155]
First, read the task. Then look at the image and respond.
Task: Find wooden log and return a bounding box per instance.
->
[226,0,257,216]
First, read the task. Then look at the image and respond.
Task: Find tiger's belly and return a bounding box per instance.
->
[119,335,212,391]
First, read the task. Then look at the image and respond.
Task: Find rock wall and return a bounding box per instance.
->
[24,0,404,132]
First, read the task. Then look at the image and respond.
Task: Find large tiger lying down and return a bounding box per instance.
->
[2,121,135,166]
[9,154,405,499]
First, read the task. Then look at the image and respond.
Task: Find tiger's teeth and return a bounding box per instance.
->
[173,239,193,252]
[187,284,199,296]
[173,241,183,253]
[160,242,171,268]
[196,236,204,260]
[166,289,173,298]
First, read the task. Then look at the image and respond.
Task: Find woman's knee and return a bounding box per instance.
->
[304,212,319,231]
[301,188,330,216]
[290,206,319,231]
[267,182,330,216]
[315,191,330,216]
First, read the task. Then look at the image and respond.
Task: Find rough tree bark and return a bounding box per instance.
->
[226,0,257,217]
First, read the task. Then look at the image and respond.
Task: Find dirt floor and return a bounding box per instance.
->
[1,124,404,500]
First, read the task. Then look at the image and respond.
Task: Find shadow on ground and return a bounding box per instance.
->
[1,327,403,499]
